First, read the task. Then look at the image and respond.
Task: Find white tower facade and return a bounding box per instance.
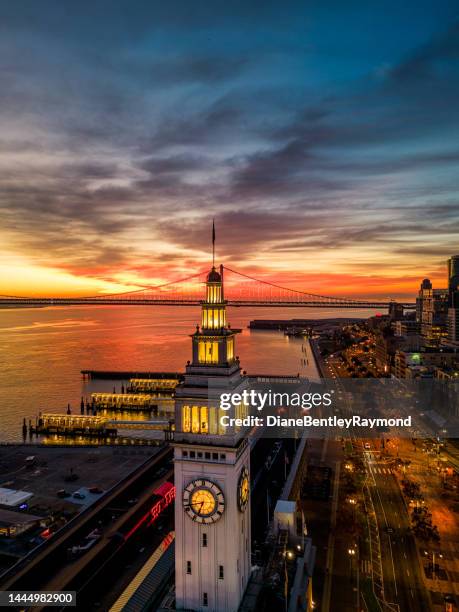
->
[174,264,251,612]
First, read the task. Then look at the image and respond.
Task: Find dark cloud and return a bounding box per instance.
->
[387,22,459,84]
[0,3,458,293]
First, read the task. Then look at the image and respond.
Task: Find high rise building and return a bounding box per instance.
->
[448,287,459,344]
[431,288,449,342]
[447,255,459,304]
[447,255,459,344]
[416,279,448,344]
[388,301,404,321]
[417,278,432,337]
[173,263,251,612]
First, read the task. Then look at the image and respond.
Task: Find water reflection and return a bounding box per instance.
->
[0,304,374,441]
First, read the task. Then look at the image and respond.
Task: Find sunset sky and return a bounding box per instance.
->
[0,1,458,298]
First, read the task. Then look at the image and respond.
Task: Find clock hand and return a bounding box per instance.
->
[192,499,205,511]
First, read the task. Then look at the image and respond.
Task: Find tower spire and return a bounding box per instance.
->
[212,219,215,267]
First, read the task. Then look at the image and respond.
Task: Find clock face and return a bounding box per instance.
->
[183,479,225,524]
[237,466,249,512]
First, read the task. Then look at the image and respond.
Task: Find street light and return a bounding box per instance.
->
[424,550,441,580]
[348,547,356,582]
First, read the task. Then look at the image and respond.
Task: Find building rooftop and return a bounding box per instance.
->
[0,488,33,507]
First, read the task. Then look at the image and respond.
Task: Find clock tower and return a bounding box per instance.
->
[173,255,251,611]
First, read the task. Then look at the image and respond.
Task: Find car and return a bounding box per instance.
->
[89,486,103,494]
[73,492,86,500]
[25,455,36,468]
[364,443,371,450]
[57,489,71,498]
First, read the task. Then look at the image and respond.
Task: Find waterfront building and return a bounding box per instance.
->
[173,264,251,612]
[127,378,179,393]
[91,393,155,411]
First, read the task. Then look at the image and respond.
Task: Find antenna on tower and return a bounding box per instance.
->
[212,219,216,267]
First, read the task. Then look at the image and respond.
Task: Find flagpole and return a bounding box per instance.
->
[212,219,215,267]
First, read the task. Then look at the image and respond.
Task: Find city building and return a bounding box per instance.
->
[375,332,403,374]
[366,314,391,331]
[431,288,449,343]
[388,301,404,321]
[447,255,459,303]
[416,279,448,344]
[416,278,432,332]
[394,320,421,337]
[375,331,420,374]
[447,306,459,345]
[394,346,459,379]
[0,509,44,539]
[447,255,459,344]
[173,264,252,612]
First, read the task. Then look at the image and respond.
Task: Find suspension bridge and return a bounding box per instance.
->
[0,265,415,309]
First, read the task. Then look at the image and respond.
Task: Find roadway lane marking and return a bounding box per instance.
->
[374,483,398,597]
[322,460,341,612]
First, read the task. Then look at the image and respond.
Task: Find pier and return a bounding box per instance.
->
[31,414,117,438]
[127,378,179,393]
[30,413,174,438]
[81,370,184,381]
[91,393,159,411]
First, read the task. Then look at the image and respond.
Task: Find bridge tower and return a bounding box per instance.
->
[173,262,251,612]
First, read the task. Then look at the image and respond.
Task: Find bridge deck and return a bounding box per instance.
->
[0,298,415,308]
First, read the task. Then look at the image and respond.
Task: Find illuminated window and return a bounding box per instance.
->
[202,307,226,330]
[198,340,205,362]
[191,406,200,433]
[227,337,234,361]
[201,406,208,433]
[218,408,226,434]
[236,401,248,421]
[182,406,191,432]
[207,284,222,304]
[189,405,209,434]
[209,407,218,434]
[198,340,219,364]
